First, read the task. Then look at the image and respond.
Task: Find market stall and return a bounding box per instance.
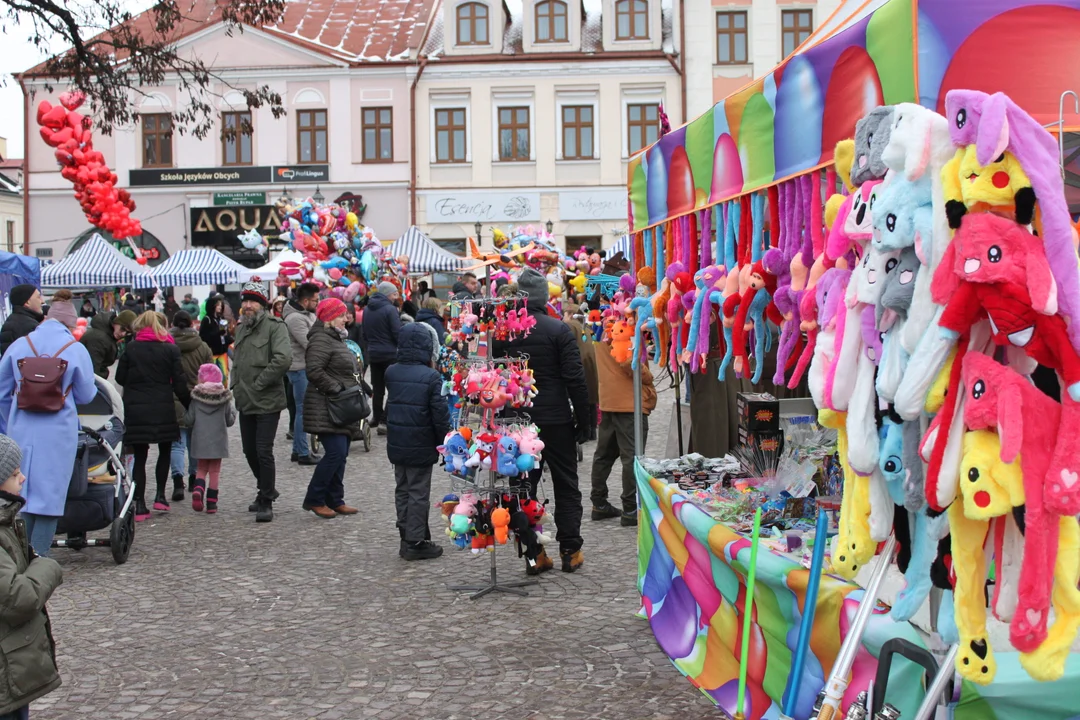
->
[0,251,40,324]
[41,233,146,289]
[136,247,258,288]
[388,226,470,274]
[607,1,1080,717]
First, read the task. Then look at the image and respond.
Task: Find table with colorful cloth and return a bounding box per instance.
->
[634,461,1080,720]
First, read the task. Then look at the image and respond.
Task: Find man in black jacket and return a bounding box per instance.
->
[492,267,591,574]
[0,284,43,357]
[363,282,402,434]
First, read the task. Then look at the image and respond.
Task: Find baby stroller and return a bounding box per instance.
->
[52,376,136,564]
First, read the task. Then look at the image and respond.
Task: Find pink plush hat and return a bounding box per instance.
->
[198,363,223,385]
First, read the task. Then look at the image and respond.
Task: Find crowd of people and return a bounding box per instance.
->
[0,268,658,716]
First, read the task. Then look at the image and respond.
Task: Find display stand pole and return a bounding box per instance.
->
[911,644,958,720]
[448,263,538,600]
[633,358,643,457]
[673,364,684,455]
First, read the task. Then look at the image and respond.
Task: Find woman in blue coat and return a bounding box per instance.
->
[0,317,96,555]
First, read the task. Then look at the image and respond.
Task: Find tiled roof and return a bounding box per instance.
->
[23,0,438,73]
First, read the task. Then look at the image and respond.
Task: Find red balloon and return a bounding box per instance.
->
[39,105,68,130]
[58,90,85,111]
[35,100,52,126]
[136,256,147,266]
[666,145,695,216]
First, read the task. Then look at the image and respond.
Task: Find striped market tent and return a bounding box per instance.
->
[137,248,258,288]
[603,234,632,262]
[42,233,145,288]
[387,226,469,274]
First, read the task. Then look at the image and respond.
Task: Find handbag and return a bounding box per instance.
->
[327,373,370,426]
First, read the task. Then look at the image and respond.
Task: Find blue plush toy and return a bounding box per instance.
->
[438,431,471,475]
[496,435,520,477]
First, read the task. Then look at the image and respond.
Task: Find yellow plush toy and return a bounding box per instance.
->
[820,408,874,580]
[941,145,1035,229]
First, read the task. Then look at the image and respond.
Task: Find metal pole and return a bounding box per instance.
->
[633,358,643,457]
[912,644,958,720]
[673,364,684,455]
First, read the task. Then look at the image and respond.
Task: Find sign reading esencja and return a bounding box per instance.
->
[129,165,329,187]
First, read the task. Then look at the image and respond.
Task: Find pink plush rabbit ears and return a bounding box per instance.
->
[932,212,1058,315]
[945,90,1059,168]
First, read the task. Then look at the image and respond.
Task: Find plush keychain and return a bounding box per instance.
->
[492,504,511,544]
[438,430,472,476]
[945,90,1080,354]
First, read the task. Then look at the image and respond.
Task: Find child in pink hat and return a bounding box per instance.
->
[183,363,236,513]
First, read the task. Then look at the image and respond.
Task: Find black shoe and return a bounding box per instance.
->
[135,498,151,521]
[286,430,294,441]
[171,473,185,502]
[399,540,409,559]
[295,454,320,466]
[591,503,621,521]
[620,511,638,527]
[248,499,259,512]
[255,501,274,523]
[187,473,196,492]
[376,426,387,436]
[403,540,443,560]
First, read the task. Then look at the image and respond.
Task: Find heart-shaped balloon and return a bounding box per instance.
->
[58,90,86,111]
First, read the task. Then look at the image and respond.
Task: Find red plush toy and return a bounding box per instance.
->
[723,260,783,378]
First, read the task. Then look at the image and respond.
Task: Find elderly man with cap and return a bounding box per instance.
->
[231,282,292,523]
[362,281,402,435]
[0,283,44,356]
[492,267,591,574]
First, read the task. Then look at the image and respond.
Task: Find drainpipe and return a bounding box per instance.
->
[18,76,29,257]
[409,56,429,227]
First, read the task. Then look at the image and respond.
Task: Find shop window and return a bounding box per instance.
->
[562,105,594,160]
[615,0,648,40]
[716,11,748,65]
[781,9,812,58]
[362,107,393,162]
[536,0,568,43]
[142,113,173,168]
[297,109,328,164]
[222,111,253,166]
[457,2,490,45]
[435,108,468,163]
[565,236,602,255]
[627,103,659,155]
[498,106,530,161]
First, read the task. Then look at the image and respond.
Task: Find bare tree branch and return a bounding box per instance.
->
[7,0,288,139]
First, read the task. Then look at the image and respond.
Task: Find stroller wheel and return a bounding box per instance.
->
[110,507,135,565]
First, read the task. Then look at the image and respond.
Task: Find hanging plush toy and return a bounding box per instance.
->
[850,105,895,187]
[609,319,633,363]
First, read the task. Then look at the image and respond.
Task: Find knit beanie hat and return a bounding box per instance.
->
[377,281,399,297]
[9,284,36,309]
[316,298,347,323]
[0,434,22,483]
[114,309,137,331]
[46,299,78,329]
[241,281,269,308]
[197,363,223,385]
[517,268,549,311]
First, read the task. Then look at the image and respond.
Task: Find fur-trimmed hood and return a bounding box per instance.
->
[191,382,232,405]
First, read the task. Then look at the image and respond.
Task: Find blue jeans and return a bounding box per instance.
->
[21,513,58,558]
[303,434,350,508]
[287,370,310,457]
[170,427,193,478]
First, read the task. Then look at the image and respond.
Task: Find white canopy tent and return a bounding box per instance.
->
[136,248,257,289]
[387,226,469,274]
[42,233,148,288]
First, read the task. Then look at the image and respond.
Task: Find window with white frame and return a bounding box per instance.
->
[431,95,471,164]
[492,93,535,162]
[622,89,663,157]
[556,91,598,160]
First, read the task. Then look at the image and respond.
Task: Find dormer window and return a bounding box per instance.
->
[535,0,568,43]
[457,2,490,45]
[614,0,648,40]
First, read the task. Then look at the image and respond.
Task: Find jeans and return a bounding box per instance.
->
[284,374,296,430]
[303,433,350,508]
[370,361,390,426]
[394,465,433,543]
[131,442,172,500]
[520,423,583,554]
[590,412,647,513]
[0,705,29,720]
[21,513,58,558]
[169,428,193,478]
[286,370,310,456]
[239,412,280,504]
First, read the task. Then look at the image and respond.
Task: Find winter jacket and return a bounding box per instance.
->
[80,312,119,379]
[116,329,191,445]
[415,308,446,341]
[595,338,656,414]
[231,312,291,415]
[492,307,590,427]
[180,300,200,317]
[362,292,401,363]
[199,314,232,356]
[171,327,213,427]
[0,306,43,357]
[384,324,450,467]
[283,300,315,372]
[0,492,63,716]
[184,382,236,459]
[303,323,365,440]
[566,318,599,405]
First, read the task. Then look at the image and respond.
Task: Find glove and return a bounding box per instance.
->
[574,423,589,445]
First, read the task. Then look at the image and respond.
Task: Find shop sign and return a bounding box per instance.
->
[214,191,265,206]
[424,191,540,223]
[190,206,281,247]
[130,165,329,187]
[557,189,627,221]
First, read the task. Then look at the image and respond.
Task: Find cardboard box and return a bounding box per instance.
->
[737,392,780,433]
[738,427,785,456]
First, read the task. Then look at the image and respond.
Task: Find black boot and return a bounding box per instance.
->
[187,473,196,491]
[135,496,151,522]
[403,540,443,560]
[255,500,274,523]
[248,497,259,512]
[591,503,620,521]
[191,478,206,512]
[171,473,185,502]
[206,489,219,514]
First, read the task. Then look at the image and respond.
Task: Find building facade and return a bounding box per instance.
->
[683,0,841,120]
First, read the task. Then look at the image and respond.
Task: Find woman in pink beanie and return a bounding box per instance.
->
[45,289,78,330]
[184,362,236,513]
[301,297,364,518]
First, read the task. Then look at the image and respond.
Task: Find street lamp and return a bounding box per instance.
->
[279,186,293,206]
[545,219,554,235]
[474,220,482,241]
[313,186,325,204]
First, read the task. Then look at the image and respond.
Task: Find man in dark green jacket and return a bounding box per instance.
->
[231,282,292,523]
[79,310,135,379]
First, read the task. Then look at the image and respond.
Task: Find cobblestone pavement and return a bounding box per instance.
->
[34,386,717,720]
